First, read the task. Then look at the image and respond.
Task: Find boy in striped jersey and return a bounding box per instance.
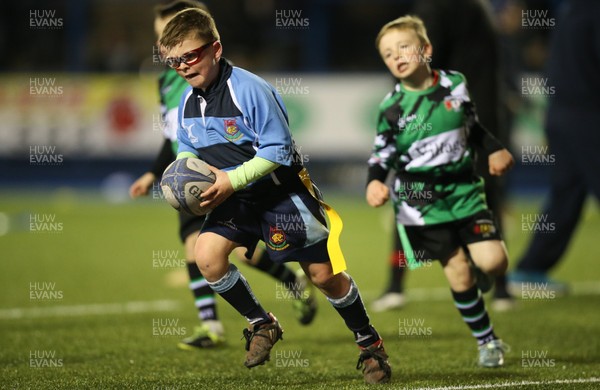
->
[367,15,514,367]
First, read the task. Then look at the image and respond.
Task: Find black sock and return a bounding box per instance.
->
[186,262,217,321]
[252,250,297,290]
[208,264,271,326]
[328,277,380,348]
[493,274,510,298]
[452,285,497,346]
[388,251,406,293]
[387,229,406,293]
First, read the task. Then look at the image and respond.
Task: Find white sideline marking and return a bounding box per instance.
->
[571,281,600,295]
[405,287,450,301]
[411,377,600,390]
[2,281,599,320]
[0,300,181,320]
[397,280,600,302]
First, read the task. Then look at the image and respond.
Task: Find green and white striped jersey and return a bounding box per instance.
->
[158,68,189,154]
[368,70,502,226]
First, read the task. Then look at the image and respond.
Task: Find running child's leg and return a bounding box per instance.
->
[442,247,507,367]
[196,232,283,368]
[300,261,391,384]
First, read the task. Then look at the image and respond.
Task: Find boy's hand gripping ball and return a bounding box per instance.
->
[160,158,216,216]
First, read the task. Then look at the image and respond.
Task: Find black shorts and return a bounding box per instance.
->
[202,182,330,264]
[400,209,502,263]
[178,211,205,243]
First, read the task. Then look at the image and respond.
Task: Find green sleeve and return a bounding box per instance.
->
[176,151,198,160]
[227,157,280,191]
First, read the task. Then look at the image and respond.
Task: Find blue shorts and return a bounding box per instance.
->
[202,182,330,264]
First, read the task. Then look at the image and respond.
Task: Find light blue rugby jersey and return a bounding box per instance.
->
[177,59,302,183]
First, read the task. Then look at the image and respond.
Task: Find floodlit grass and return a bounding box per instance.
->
[1,190,599,389]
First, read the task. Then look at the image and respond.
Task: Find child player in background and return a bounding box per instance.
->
[366,15,514,367]
[129,0,316,351]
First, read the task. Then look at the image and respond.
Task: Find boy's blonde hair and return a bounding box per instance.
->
[159,8,220,49]
[375,15,431,49]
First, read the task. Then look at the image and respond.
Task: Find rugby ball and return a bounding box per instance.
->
[160,158,215,216]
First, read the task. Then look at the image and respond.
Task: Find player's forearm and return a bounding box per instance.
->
[150,139,176,177]
[366,164,389,186]
[464,101,504,155]
[227,157,281,191]
[470,122,504,155]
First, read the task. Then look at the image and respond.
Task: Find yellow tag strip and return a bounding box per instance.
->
[298,168,347,274]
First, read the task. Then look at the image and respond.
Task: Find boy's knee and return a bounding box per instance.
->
[469,241,509,275]
[309,269,350,298]
[309,270,336,291]
[487,255,508,275]
[477,250,508,275]
[194,249,229,282]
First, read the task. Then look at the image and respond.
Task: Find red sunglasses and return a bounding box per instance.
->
[164,41,215,69]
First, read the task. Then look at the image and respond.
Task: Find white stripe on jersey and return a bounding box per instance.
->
[394,200,426,226]
[227,78,258,151]
[405,128,468,170]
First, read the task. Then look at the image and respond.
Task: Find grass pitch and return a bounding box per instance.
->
[1,190,599,389]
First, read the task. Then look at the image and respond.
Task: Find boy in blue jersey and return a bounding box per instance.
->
[129,0,317,351]
[158,8,391,384]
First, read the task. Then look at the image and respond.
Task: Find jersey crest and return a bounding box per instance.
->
[444,97,462,112]
[224,119,243,141]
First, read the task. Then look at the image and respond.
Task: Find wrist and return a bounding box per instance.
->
[226,170,243,191]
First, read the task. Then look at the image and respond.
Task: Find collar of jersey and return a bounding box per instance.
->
[397,70,440,96]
